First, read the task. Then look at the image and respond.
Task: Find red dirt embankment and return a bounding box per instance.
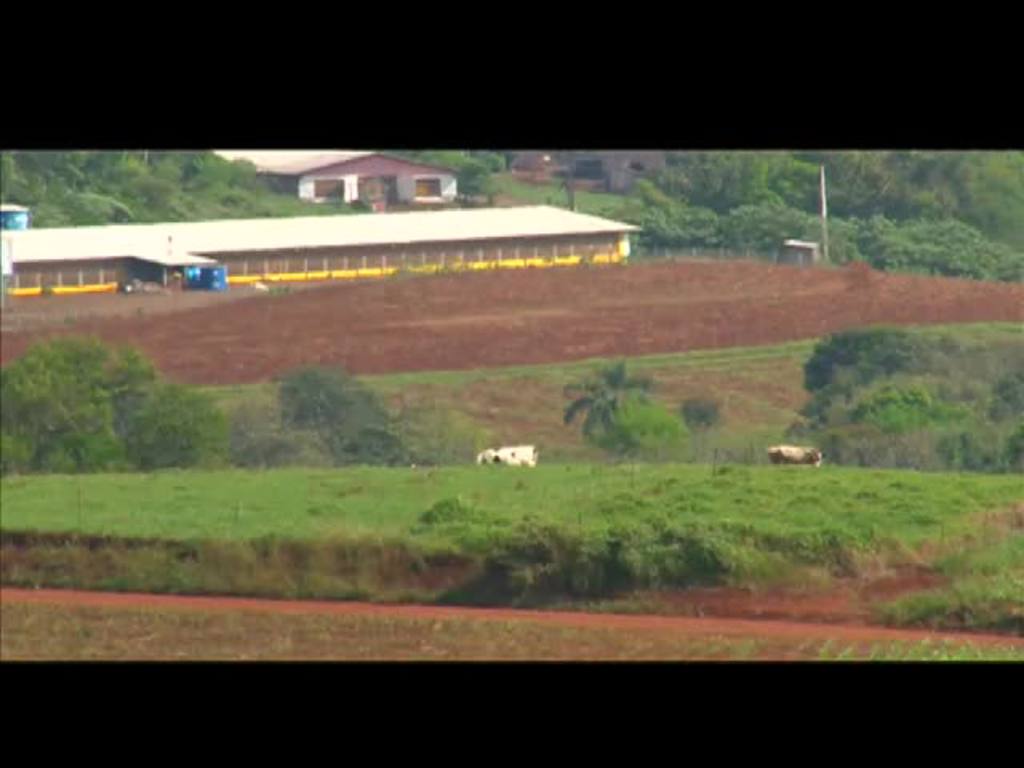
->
[3,261,1022,385]
[3,588,1021,648]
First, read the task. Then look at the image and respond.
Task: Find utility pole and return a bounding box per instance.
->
[820,164,830,263]
[563,152,577,211]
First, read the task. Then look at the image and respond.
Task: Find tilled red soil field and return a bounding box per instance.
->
[3,588,1021,649]
[3,260,1022,385]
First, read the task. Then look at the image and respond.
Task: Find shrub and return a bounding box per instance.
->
[989,370,1024,422]
[680,398,722,431]
[1004,422,1024,471]
[124,383,228,470]
[804,327,922,393]
[594,398,688,462]
[0,337,142,472]
[850,384,968,434]
[228,397,328,469]
[0,432,33,476]
[278,367,408,466]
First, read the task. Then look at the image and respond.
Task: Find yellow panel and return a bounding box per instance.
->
[51,283,119,295]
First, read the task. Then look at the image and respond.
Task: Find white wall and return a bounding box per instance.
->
[396,175,416,202]
[301,173,456,204]
[298,174,359,203]
[440,175,457,201]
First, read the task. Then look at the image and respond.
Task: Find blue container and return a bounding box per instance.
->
[183,265,229,291]
[207,266,228,291]
[0,207,31,231]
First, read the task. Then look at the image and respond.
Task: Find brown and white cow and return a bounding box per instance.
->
[767,445,823,467]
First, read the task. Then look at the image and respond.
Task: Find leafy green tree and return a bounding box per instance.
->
[1004,421,1024,470]
[1,431,34,476]
[1,337,125,471]
[989,370,1024,422]
[278,367,407,466]
[855,216,1022,280]
[803,328,921,393]
[594,398,687,461]
[563,362,654,439]
[228,396,327,469]
[124,383,228,470]
[850,384,967,434]
[680,398,722,431]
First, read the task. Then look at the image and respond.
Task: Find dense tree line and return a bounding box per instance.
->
[790,328,1024,472]
[0,338,482,475]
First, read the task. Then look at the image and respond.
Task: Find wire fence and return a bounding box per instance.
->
[631,245,820,267]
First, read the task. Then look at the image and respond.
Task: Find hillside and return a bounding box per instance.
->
[4,260,1022,384]
[3,150,1022,281]
[0,151,360,226]
[490,157,1024,283]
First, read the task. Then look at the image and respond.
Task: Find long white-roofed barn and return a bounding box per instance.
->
[2,206,638,296]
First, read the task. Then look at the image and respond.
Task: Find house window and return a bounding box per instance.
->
[314,179,344,199]
[415,178,442,198]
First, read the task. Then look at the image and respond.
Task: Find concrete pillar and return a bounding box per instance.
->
[78,269,84,286]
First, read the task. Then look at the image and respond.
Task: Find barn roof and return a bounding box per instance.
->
[5,206,638,266]
[213,151,456,177]
[214,151,375,175]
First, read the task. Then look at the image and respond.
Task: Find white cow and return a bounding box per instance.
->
[476,445,538,467]
[767,445,823,467]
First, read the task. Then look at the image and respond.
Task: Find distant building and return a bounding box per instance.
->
[509,151,667,193]
[2,206,638,296]
[215,151,457,209]
[781,239,822,266]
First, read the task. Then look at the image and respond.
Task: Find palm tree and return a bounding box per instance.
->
[563,361,653,438]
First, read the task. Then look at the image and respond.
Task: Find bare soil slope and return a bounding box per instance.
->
[3,261,1022,385]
